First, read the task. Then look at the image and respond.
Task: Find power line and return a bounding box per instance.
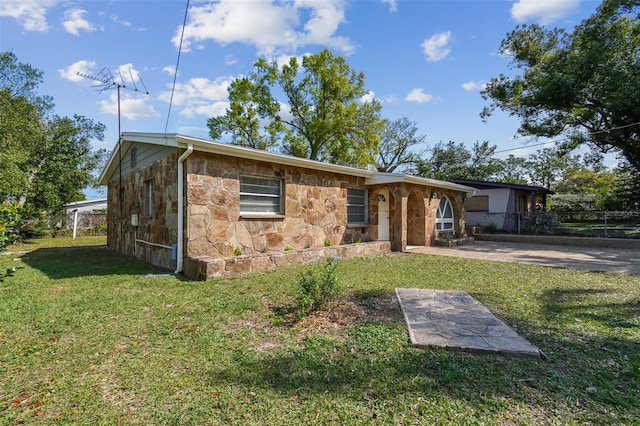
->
[164,0,190,134]
[494,121,640,154]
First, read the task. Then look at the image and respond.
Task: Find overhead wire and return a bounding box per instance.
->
[494,120,640,154]
[164,0,190,135]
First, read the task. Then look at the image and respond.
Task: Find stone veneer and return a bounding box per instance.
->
[107,151,179,270]
[185,152,370,259]
[184,241,391,280]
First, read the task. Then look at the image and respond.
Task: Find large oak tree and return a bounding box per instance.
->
[481,0,640,172]
[208,49,383,169]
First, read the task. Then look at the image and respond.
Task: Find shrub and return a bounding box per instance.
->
[294,257,341,320]
[0,201,31,251]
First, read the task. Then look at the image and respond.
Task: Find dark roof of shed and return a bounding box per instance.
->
[451,179,554,195]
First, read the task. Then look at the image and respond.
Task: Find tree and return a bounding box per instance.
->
[467,141,505,180]
[0,51,106,212]
[415,141,471,181]
[208,49,384,168]
[527,147,580,189]
[376,117,426,173]
[493,155,530,185]
[481,0,640,173]
[605,160,640,210]
[552,167,618,210]
[415,140,503,181]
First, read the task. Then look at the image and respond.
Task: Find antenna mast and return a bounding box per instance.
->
[77,67,149,225]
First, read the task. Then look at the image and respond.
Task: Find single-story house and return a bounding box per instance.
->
[452,179,553,233]
[99,133,475,280]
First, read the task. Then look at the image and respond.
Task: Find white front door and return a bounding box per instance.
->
[378,190,389,241]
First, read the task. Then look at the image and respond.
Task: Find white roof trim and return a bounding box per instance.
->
[98,132,475,194]
[366,173,476,193]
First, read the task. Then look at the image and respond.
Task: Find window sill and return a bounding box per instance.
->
[347,223,370,228]
[240,214,286,220]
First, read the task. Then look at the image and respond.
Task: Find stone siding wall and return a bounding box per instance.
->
[106,152,179,270]
[184,241,391,280]
[185,152,371,259]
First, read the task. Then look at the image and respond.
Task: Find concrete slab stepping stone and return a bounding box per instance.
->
[395,288,545,359]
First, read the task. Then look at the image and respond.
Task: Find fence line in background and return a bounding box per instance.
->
[467,211,640,239]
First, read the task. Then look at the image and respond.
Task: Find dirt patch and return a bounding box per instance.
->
[225,292,402,351]
[282,292,402,341]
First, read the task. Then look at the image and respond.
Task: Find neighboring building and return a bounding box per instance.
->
[99,133,475,280]
[63,198,107,214]
[62,198,107,230]
[452,179,553,233]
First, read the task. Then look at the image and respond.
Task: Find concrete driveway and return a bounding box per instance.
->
[408,241,640,275]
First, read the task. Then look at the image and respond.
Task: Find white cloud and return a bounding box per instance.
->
[510,0,580,24]
[62,8,95,35]
[110,14,144,31]
[421,31,452,62]
[172,0,353,57]
[462,80,486,91]
[58,60,98,82]
[382,0,398,13]
[0,0,57,32]
[382,94,398,104]
[224,55,237,65]
[405,88,434,103]
[179,102,229,118]
[98,91,160,120]
[158,76,235,118]
[163,65,177,76]
[361,91,375,103]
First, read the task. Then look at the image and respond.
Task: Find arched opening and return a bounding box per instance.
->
[407,190,426,246]
[436,196,455,233]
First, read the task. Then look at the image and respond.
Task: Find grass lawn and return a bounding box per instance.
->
[1,237,638,425]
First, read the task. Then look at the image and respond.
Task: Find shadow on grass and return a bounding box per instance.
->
[18,245,170,279]
[542,288,640,329]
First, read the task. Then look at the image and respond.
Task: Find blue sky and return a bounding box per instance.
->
[2,0,603,197]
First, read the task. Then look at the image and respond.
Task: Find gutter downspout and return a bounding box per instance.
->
[174,143,193,274]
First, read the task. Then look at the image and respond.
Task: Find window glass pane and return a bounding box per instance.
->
[444,202,453,218]
[436,196,454,231]
[347,188,367,224]
[240,176,282,214]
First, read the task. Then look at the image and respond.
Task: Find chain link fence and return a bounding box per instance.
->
[468,211,640,239]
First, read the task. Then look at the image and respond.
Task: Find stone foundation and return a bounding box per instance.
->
[183,240,391,280]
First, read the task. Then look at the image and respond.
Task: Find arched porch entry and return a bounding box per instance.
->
[407,189,426,246]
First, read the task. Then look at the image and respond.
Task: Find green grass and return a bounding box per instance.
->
[1,237,639,425]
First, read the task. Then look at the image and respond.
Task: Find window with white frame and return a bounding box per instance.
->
[144,180,153,217]
[436,196,454,231]
[239,176,283,215]
[347,188,367,224]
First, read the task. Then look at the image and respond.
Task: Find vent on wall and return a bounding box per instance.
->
[130,145,138,169]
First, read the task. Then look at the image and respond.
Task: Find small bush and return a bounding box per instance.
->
[323,239,332,247]
[284,245,293,251]
[0,201,31,251]
[232,246,242,256]
[294,257,341,320]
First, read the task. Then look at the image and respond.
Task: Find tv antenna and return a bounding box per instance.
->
[77,67,149,221]
[77,67,149,136]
